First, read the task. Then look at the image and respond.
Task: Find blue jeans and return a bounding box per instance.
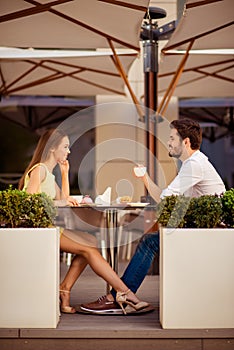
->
[111,232,160,298]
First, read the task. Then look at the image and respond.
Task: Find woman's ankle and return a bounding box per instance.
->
[126,290,140,303]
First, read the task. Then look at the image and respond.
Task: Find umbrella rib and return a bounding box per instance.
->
[158,75,205,93]
[108,38,145,121]
[158,59,234,95]
[186,0,223,10]
[4,64,125,96]
[159,63,234,93]
[163,21,234,52]
[0,110,30,131]
[39,60,127,94]
[97,0,148,12]
[44,59,121,77]
[34,60,127,94]
[158,40,194,115]
[194,67,234,83]
[201,106,222,121]
[70,75,126,95]
[180,108,218,123]
[184,59,234,74]
[0,0,72,23]
[158,58,234,77]
[0,62,43,94]
[5,72,63,95]
[25,0,140,51]
[0,66,6,91]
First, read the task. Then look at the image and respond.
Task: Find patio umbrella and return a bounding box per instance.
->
[158,53,234,98]
[162,0,233,52]
[0,47,137,96]
[0,0,149,51]
[0,0,150,117]
[157,0,234,115]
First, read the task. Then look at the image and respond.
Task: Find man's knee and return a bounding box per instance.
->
[139,232,158,244]
[138,232,159,252]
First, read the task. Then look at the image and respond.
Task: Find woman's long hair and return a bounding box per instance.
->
[18,128,67,190]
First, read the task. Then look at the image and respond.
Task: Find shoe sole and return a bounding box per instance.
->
[78,306,123,314]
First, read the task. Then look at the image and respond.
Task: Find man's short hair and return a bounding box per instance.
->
[170,119,202,150]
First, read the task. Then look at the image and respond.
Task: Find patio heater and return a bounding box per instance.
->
[141,7,176,183]
[140,8,176,242]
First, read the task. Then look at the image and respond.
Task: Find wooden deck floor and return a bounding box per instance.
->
[1,261,234,350]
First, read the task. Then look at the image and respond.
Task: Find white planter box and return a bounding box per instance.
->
[160,227,234,329]
[0,228,60,328]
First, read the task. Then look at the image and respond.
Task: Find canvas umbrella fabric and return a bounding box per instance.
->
[157,0,234,115]
[158,53,234,98]
[0,0,150,51]
[0,0,150,117]
[0,47,137,97]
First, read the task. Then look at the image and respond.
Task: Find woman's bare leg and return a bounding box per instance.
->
[60,234,141,304]
[60,228,97,291]
[60,254,88,309]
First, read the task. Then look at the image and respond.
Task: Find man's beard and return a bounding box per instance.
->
[168,148,182,159]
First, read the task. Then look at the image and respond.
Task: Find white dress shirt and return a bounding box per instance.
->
[161,150,225,198]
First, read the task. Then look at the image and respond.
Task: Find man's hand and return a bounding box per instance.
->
[133,165,147,178]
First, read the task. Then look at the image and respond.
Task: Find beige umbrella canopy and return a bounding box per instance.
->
[157,0,234,114]
[162,0,234,52]
[0,0,149,50]
[158,53,234,98]
[0,48,137,96]
[0,0,150,117]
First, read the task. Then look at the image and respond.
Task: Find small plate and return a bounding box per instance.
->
[127,202,150,207]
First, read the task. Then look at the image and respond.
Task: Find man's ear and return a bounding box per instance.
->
[184,137,191,147]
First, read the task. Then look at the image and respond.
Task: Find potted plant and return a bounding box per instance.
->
[0,187,60,328]
[221,188,234,228]
[157,192,234,329]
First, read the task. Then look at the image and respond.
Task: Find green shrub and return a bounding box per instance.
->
[156,194,223,228]
[221,188,234,228]
[185,195,223,228]
[0,187,56,228]
[156,195,190,228]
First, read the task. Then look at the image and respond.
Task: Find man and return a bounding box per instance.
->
[81,118,225,314]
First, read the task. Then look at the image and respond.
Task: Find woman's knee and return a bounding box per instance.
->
[80,245,100,259]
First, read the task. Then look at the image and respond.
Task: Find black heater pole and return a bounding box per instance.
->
[141,7,167,184]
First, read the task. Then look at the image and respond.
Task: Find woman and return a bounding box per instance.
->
[19,128,149,315]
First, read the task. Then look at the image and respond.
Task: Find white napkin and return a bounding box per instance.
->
[95,187,111,205]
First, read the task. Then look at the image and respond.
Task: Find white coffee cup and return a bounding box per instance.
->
[134,166,147,177]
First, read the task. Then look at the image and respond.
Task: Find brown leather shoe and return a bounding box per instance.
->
[80,295,122,314]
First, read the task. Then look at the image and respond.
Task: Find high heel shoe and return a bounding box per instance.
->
[59,289,76,314]
[116,289,149,315]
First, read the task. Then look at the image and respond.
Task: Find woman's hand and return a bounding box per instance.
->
[54,196,80,207]
[66,196,80,206]
[59,159,70,174]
